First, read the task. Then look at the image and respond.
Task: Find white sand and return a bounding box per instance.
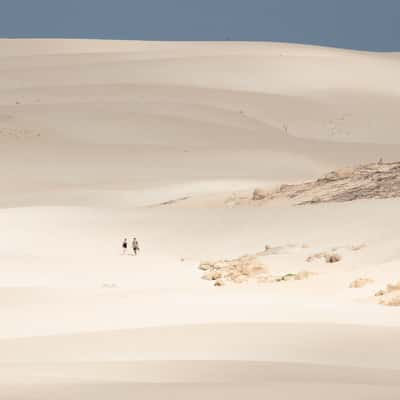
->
[1,39,400,399]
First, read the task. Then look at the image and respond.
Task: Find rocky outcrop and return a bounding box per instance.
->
[228,161,400,206]
[198,246,320,287]
[199,255,269,286]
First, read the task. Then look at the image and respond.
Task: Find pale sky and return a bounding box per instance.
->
[1,0,399,51]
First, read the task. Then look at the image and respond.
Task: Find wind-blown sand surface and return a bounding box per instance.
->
[1,39,400,399]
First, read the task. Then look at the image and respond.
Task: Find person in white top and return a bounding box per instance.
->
[132,237,140,256]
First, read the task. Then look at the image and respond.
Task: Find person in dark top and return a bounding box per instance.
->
[122,238,128,255]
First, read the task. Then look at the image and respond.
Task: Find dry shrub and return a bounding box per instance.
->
[310,196,321,204]
[349,278,374,288]
[252,188,269,201]
[386,281,400,293]
[202,271,222,281]
[325,253,341,263]
[276,270,316,282]
[381,296,400,307]
[277,273,296,282]
[199,263,212,271]
[230,275,248,284]
[295,270,317,280]
[307,252,341,264]
[374,280,400,306]
[351,244,366,251]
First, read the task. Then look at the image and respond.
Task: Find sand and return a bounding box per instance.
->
[1,39,400,399]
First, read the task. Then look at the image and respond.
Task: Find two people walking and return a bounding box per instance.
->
[122,237,140,256]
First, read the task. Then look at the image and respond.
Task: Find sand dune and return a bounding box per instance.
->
[2,322,400,367]
[1,39,400,399]
[4,382,400,400]
[2,324,400,398]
